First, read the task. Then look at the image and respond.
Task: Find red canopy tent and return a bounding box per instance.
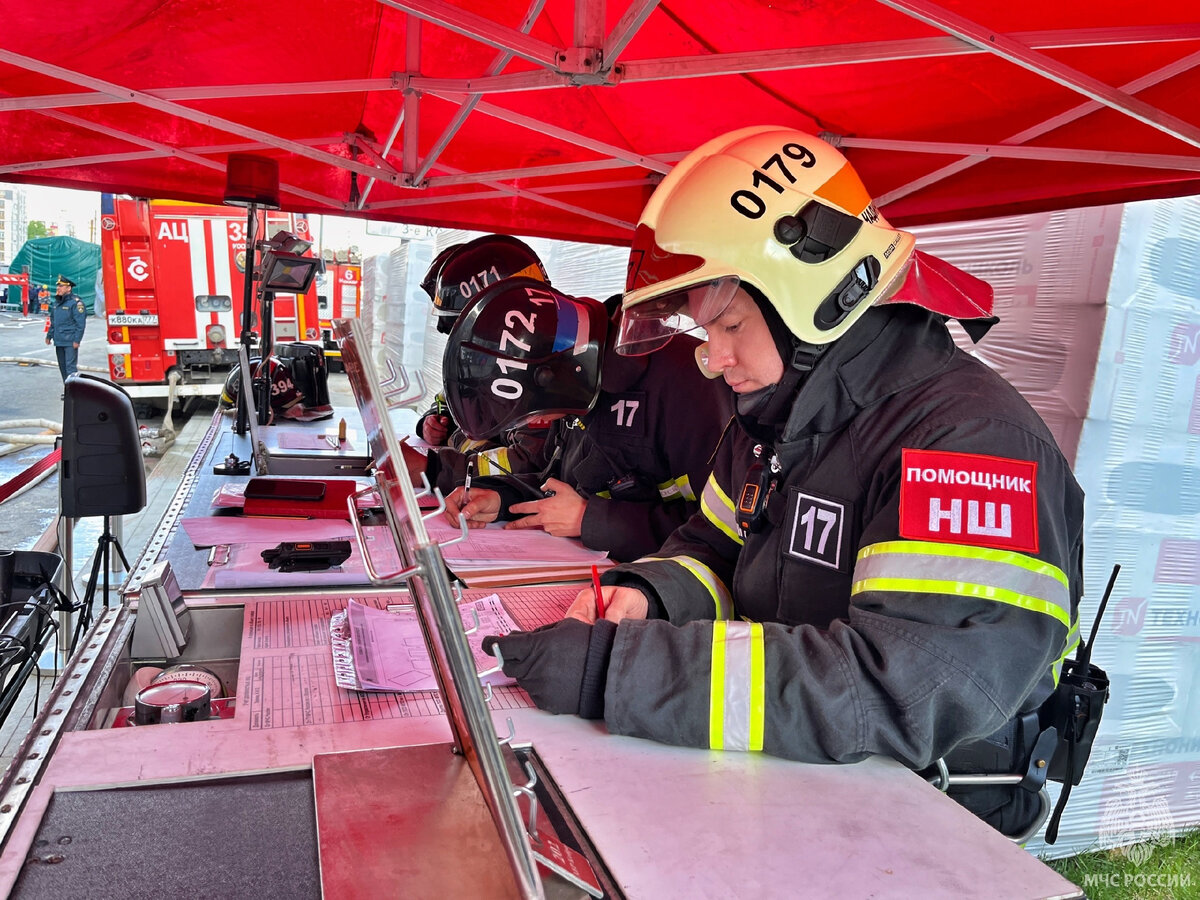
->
[2,1,1200,243]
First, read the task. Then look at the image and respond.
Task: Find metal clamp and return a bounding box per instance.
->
[379,355,425,408]
[479,641,506,679]
[926,757,950,793]
[441,513,471,548]
[413,470,434,502]
[420,488,448,520]
[497,716,516,747]
[464,608,481,636]
[514,758,541,840]
[346,486,422,584]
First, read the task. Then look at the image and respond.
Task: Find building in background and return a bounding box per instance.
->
[0,187,28,267]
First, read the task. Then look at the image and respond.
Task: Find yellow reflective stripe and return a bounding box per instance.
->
[474,448,511,477]
[710,621,728,750]
[851,577,1071,630]
[749,622,765,751]
[701,475,742,545]
[1052,618,1081,686]
[639,555,731,620]
[657,474,696,503]
[708,622,765,752]
[451,435,489,453]
[858,540,1068,591]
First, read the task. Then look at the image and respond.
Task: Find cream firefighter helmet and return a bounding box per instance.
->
[618,126,915,353]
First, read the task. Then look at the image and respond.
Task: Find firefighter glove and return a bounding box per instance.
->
[482,618,617,719]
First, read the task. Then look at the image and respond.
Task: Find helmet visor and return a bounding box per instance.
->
[617,276,740,356]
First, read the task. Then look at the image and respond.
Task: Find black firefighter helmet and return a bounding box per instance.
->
[431,235,548,334]
[219,356,303,415]
[419,242,465,301]
[442,278,607,441]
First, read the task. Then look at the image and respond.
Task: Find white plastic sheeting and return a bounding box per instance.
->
[917,199,1200,858]
[1035,196,1200,859]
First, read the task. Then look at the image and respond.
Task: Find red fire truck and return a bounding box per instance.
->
[99,196,331,398]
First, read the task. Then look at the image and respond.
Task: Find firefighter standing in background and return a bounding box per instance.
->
[45,275,87,387]
[482,127,1085,838]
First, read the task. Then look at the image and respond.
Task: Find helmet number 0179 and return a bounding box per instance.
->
[729,143,817,219]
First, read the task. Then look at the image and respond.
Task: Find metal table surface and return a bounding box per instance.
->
[0,404,1083,898]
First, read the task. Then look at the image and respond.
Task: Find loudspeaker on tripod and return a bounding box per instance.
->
[61,373,147,518]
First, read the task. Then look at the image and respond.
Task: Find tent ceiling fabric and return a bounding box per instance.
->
[2,1,1200,244]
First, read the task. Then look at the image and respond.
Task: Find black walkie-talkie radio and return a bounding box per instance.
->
[261,540,352,573]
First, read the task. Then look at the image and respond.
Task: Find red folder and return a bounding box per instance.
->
[242,478,359,520]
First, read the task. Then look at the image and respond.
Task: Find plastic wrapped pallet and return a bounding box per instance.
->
[1030,195,1200,859]
[914,199,1200,858]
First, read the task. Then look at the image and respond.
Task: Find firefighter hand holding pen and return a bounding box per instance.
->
[566,583,648,625]
[443,486,501,528]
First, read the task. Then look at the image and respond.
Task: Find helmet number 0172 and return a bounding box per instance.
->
[491,286,558,400]
[729,143,817,219]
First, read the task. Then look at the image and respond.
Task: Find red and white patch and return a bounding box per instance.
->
[899,449,1039,553]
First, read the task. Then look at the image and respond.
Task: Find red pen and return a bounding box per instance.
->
[591,564,607,621]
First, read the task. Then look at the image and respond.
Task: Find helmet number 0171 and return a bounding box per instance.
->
[460,265,502,301]
[729,143,817,219]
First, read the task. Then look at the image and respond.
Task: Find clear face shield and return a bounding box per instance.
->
[616,276,741,356]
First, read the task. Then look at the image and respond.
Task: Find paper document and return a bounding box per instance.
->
[423,515,609,565]
[331,595,518,693]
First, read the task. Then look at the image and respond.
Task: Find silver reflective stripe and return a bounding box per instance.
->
[701,475,742,545]
[658,474,696,502]
[853,540,1071,629]
[710,621,765,752]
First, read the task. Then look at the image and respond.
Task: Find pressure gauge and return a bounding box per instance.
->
[133,679,213,725]
[153,664,224,698]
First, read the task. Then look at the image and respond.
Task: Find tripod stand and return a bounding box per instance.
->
[69,516,129,658]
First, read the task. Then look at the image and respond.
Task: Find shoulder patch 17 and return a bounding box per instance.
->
[899,448,1039,553]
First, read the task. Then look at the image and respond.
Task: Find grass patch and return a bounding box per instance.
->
[1044,829,1200,899]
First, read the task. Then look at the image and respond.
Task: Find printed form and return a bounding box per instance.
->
[238,587,577,731]
[332,595,518,692]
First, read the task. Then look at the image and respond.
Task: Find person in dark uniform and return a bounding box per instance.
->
[439,279,733,563]
[481,127,1086,838]
[414,235,547,447]
[403,235,556,497]
[45,275,87,389]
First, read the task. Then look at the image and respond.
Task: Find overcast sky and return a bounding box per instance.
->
[4,180,410,257]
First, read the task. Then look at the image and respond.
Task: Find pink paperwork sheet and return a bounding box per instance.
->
[238,587,576,730]
[330,596,518,692]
